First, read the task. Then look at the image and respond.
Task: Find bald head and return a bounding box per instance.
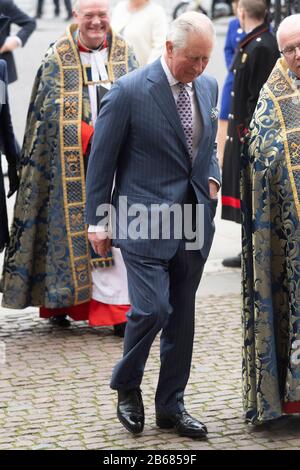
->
[276,14,300,77]
[73,0,109,14]
[276,14,300,50]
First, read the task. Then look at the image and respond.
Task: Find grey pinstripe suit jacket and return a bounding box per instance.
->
[86,58,220,260]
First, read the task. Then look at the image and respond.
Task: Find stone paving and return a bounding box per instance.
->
[1,292,300,450]
[3,2,299,453]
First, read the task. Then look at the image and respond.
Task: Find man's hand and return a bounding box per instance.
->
[0,37,20,53]
[88,231,111,257]
[209,180,219,200]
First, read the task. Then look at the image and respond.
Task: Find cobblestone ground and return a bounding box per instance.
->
[1,293,300,450]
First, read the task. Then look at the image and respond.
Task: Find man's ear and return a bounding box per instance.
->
[238,6,245,26]
[165,40,174,58]
[73,10,79,23]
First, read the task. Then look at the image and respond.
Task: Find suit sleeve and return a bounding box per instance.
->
[0,60,19,165]
[85,79,131,226]
[2,0,36,46]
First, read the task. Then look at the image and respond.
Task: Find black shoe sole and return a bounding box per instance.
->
[222,262,241,268]
[49,317,71,327]
[156,417,208,439]
[113,325,126,337]
[222,254,241,268]
[117,409,144,435]
[177,429,208,439]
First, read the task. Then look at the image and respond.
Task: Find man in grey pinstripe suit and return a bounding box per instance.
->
[86,12,221,438]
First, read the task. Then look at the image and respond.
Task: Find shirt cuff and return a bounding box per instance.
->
[209,177,221,189]
[88,225,107,232]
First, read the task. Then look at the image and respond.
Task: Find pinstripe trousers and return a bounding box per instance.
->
[110,241,205,414]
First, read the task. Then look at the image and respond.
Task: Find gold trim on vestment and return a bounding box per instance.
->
[107,31,129,82]
[55,24,92,305]
[82,64,111,86]
[265,58,300,220]
[52,25,131,304]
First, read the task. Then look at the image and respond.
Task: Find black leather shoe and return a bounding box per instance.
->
[113,322,126,338]
[156,410,207,438]
[117,388,144,434]
[222,253,241,268]
[49,315,71,327]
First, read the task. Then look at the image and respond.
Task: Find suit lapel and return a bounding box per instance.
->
[147,61,189,154]
[147,61,212,163]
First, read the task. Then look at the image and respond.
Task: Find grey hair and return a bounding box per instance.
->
[167,11,215,50]
[72,0,110,13]
[276,14,300,49]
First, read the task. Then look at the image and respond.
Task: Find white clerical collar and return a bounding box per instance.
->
[160,55,193,89]
[78,31,107,53]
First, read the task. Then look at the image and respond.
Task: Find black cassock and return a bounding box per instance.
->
[221,23,279,223]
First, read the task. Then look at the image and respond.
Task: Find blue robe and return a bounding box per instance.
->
[241,58,300,423]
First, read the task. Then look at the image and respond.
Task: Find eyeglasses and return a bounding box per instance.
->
[280,44,300,58]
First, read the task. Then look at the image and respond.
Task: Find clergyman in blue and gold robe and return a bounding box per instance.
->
[241,52,300,424]
[1,16,138,331]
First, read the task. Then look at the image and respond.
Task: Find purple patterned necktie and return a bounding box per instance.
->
[176,82,193,160]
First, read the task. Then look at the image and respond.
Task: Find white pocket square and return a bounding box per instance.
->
[210,107,219,121]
